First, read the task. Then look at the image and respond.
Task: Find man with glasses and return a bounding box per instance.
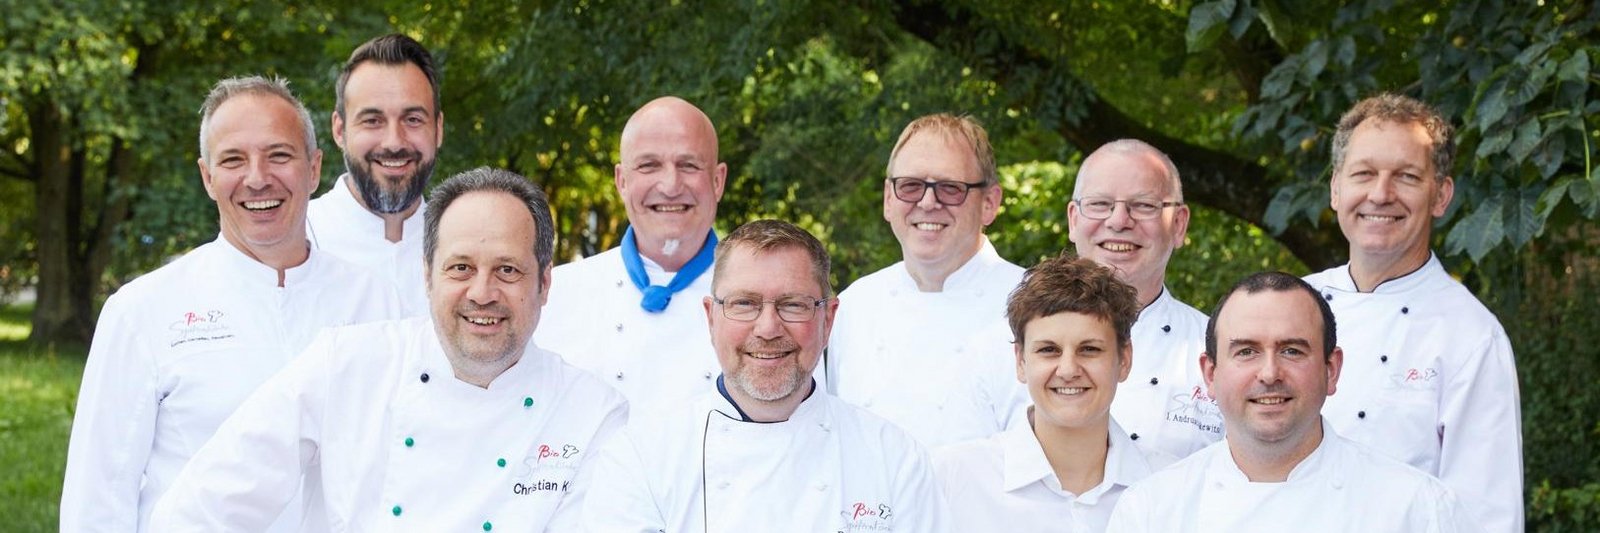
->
[827,113,1028,447]
[1067,139,1221,459]
[582,220,946,532]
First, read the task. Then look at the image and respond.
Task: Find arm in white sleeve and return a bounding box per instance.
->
[893,441,952,533]
[544,398,629,532]
[1439,329,1523,533]
[60,295,159,533]
[578,428,668,533]
[147,330,333,531]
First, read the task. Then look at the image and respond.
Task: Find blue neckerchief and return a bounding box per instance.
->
[619,226,717,313]
[715,374,817,423]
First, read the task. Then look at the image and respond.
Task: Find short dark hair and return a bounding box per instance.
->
[1205,272,1337,363]
[713,220,832,298]
[1331,93,1455,179]
[1006,250,1140,352]
[335,33,440,118]
[423,168,554,271]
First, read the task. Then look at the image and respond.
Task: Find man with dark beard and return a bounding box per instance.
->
[307,33,443,315]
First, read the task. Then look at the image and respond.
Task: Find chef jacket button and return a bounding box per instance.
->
[483,521,493,531]
[1161,325,1171,333]
[954,346,964,353]
[1401,306,1410,314]
[863,400,874,408]
[1357,411,1367,419]
[1323,293,1333,301]
[615,280,624,288]
[1149,377,1159,385]
[614,323,624,332]
[718,481,731,489]
[1380,355,1389,363]
[392,505,402,516]
[404,437,415,447]
[497,457,507,468]
[615,372,625,381]
[524,397,535,408]
[816,483,829,491]
[704,372,714,380]
[1130,433,1140,441]
[420,373,430,383]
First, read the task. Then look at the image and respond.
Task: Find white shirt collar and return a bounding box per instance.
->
[1327,253,1443,294]
[999,419,1153,502]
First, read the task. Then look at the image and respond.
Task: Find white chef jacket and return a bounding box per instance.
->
[61,239,402,533]
[1107,419,1482,533]
[537,246,724,406]
[306,173,428,316]
[934,419,1173,533]
[828,238,1028,447]
[1109,287,1222,459]
[582,386,949,532]
[1305,255,1522,533]
[148,318,628,532]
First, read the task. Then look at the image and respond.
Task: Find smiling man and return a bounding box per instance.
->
[582,220,946,532]
[1107,272,1480,532]
[537,96,735,406]
[1068,139,1221,458]
[150,168,626,532]
[828,113,1028,447]
[61,76,401,533]
[306,34,445,316]
[1303,93,1522,532]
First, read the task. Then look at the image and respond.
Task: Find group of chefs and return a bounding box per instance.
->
[59,33,1522,533]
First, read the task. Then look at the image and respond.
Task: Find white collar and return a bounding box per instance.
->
[1000,419,1152,502]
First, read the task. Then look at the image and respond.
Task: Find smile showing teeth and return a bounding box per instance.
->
[377,159,410,168]
[1360,214,1401,222]
[746,352,787,360]
[464,316,501,326]
[1100,242,1136,252]
[913,222,945,231]
[653,205,688,213]
[1050,387,1087,395]
[1253,397,1289,405]
[242,200,283,211]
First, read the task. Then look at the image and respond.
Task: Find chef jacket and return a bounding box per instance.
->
[582,385,949,532]
[1109,287,1221,459]
[61,239,402,533]
[934,418,1173,533]
[306,173,428,316]
[147,318,628,532]
[1106,419,1483,533]
[537,246,724,405]
[827,238,1028,447]
[1305,255,1522,532]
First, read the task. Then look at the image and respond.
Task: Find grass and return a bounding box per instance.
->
[0,305,85,532]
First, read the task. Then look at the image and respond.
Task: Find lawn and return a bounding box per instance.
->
[0,305,84,532]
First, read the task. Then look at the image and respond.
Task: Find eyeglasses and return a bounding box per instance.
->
[1072,197,1184,220]
[713,295,829,323]
[887,177,989,206]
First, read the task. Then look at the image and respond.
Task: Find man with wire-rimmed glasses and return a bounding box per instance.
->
[1068,139,1222,459]
[582,220,948,532]
[827,113,1029,448]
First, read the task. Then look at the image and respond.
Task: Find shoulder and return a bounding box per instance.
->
[932,433,1003,478]
[839,264,904,296]
[827,395,925,453]
[543,347,628,407]
[1302,265,1346,287]
[110,243,217,302]
[1337,435,1447,491]
[552,248,622,279]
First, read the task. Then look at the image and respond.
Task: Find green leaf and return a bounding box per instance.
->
[1229,3,1258,39]
[1477,125,1514,158]
[1506,187,1543,247]
[1301,39,1330,81]
[1508,118,1542,164]
[1445,192,1505,262]
[1557,50,1590,83]
[1260,57,1299,99]
[1186,0,1237,53]
[1334,35,1356,67]
[1536,177,1574,220]
[1532,133,1565,179]
[1476,76,1510,131]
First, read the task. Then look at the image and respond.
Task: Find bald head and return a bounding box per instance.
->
[614,96,728,268]
[1066,138,1190,307]
[1074,139,1182,201]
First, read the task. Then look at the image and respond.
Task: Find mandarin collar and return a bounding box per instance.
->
[417,322,548,394]
[1210,417,1341,485]
[208,235,324,289]
[1326,254,1443,294]
[896,236,1006,293]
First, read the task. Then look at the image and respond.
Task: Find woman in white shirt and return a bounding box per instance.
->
[934,252,1173,533]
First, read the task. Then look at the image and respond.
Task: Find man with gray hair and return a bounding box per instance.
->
[61,76,401,532]
[1067,139,1221,458]
[152,168,627,532]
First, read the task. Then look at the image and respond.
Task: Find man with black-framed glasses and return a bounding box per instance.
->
[583,220,948,532]
[1067,139,1222,460]
[828,113,1029,448]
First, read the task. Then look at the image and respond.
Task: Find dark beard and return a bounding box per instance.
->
[345,149,433,214]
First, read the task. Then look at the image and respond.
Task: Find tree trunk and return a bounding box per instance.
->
[27,99,94,344]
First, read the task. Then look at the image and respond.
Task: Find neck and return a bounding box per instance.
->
[636,231,709,273]
[224,234,310,288]
[729,379,812,423]
[1133,278,1164,309]
[903,236,983,292]
[450,352,523,389]
[1348,246,1431,292]
[344,177,418,243]
[1031,409,1110,494]
[1227,422,1323,482]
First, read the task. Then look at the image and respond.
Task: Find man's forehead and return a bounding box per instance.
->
[207,95,306,151]
[1077,151,1172,196]
[345,62,436,111]
[1217,290,1323,342]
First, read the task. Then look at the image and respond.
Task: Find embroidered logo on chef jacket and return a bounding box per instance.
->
[837,501,894,532]
[1385,367,1440,391]
[511,443,583,496]
[1164,386,1223,435]
[167,310,236,347]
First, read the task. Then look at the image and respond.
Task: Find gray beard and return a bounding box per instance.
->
[346,154,433,214]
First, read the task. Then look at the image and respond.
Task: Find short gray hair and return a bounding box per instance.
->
[423,167,555,271]
[1075,139,1184,202]
[1331,93,1455,179]
[197,75,317,162]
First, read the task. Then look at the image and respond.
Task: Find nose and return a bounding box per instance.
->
[382,119,407,150]
[751,302,787,340]
[465,271,499,306]
[1369,174,1397,204]
[915,184,943,210]
[1103,201,1135,229]
[1255,354,1283,384]
[1057,354,1085,380]
[657,165,688,197]
[242,156,272,191]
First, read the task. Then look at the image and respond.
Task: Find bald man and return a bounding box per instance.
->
[537,96,733,407]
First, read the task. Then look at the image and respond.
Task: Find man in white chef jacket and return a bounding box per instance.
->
[150,168,628,532]
[60,76,402,533]
[827,113,1027,447]
[1106,272,1481,532]
[306,33,444,316]
[536,96,730,405]
[1068,139,1221,458]
[582,219,948,532]
[1303,93,1522,532]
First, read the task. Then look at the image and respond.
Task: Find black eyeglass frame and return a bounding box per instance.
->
[886,177,991,206]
